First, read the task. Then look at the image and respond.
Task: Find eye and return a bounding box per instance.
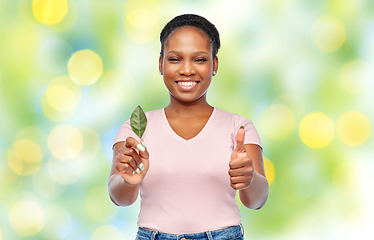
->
[168,57,180,62]
[196,58,207,63]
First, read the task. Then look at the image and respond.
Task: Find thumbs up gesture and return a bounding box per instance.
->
[229,126,254,190]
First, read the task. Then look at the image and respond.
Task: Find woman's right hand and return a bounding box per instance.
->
[115,137,149,186]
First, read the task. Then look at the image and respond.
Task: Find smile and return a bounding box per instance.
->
[176,81,199,87]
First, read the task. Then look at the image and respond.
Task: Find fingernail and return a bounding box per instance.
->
[141,141,146,148]
[139,162,144,171]
[132,170,135,175]
[137,143,145,152]
[136,168,140,174]
[240,126,245,130]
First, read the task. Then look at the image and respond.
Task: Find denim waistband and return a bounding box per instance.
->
[135,224,244,240]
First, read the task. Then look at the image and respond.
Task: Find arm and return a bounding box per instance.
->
[238,144,269,209]
[108,139,149,206]
[229,128,269,210]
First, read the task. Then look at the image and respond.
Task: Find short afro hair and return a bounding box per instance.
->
[160,14,221,58]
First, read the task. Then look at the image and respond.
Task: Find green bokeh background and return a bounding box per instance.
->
[1,0,373,239]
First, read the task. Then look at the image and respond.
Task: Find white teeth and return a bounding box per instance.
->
[178,81,197,87]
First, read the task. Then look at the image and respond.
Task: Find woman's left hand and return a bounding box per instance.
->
[228,127,255,190]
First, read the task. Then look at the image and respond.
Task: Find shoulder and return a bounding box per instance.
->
[214,107,262,148]
[213,107,254,125]
[144,108,163,120]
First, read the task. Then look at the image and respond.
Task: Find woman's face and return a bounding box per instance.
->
[159,26,218,105]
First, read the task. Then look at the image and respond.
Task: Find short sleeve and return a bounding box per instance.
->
[112,119,138,149]
[234,114,262,149]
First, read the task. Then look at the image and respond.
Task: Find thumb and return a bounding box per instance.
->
[234,126,245,152]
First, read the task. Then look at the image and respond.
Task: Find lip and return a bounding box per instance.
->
[175,80,200,91]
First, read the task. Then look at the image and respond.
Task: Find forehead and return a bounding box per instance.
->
[165,26,211,51]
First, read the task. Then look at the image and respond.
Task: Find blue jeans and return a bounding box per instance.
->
[135,224,244,240]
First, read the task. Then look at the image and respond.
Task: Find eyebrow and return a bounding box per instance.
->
[167,50,209,55]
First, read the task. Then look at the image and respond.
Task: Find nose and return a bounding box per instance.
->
[179,61,195,76]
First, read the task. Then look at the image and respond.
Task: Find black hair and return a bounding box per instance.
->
[160,14,221,58]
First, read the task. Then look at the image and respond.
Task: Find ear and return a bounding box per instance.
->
[213,56,218,75]
[159,56,163,75]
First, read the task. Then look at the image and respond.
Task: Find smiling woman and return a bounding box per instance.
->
[108,14,269,240]
[160,26,217,107]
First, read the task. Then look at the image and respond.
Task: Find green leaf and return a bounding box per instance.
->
[130,105,147,139]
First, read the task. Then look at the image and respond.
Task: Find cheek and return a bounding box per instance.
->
[163,63,178,76]
[197,65,212,77]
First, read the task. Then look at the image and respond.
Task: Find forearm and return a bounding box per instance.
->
[108,174,139,206]
[239,171,269,209]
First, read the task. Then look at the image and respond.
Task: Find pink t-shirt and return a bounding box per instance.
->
[113,107,262,234]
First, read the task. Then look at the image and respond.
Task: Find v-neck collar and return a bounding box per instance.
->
[161,107,217,143]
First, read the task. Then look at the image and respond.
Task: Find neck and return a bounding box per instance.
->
[165,95,213,118]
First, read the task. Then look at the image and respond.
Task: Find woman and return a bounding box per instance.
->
[108,14,269,240]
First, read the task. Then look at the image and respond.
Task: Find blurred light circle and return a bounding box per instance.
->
[14,139,43,163]
[127,8,156,29]
[47,156,84,185]
[9,200,44,236]
[40,205,72,239]
[299,112,335,148]
[91,225,124,240]
[311,17,346,52]
[7,149,24,175]
[48,1,78,32]
[15,127,48,155]
[32,167,62,199]
[333,161,358,195]
[67,50,103,85]
[41,94,74,121]
[290,157,318,200]
[48,125,83,160]
[94,71,136,105]
[46,85,77,111]
[79,127,101,161]
[263,157,275,185]
[124,0,159,44]
[38,38,73,74]
[339,60,374,95]
[280,159,318,204]
[8,140,43,175]
[337,111,371,146]
[85,186,118,221]
[0,149,19,184]
[259,104,295,139]
[32,0,68,25]
[41,76,81,122]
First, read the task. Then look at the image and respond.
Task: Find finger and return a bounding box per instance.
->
[120,147,142,168]
[229,158,245,170]
[115,162,134,175]
[117,152,138,171]
[125,137,149,159]
[123,164,135,174]
[230,176,246,184]
[230,183,248,190]
[123,156,139,171]
[228,168,244,177]
[229,165,254,177]
[230,182,247,190]
[229,156,252,170]
[234,126,245,152]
